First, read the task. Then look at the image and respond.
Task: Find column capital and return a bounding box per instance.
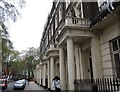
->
[46,48,59,59]
[66,36,73,40]
[36,64,41,69]
[42,61,47,65]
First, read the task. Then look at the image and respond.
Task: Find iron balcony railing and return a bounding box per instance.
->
[90,1,120,27]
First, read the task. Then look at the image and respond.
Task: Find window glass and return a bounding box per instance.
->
[59,5,62,22]
[114,53,120,78]
[112,40,118,51]
[114,54,120,67]
[66,0,70,8]
[55,15,58,29]
[118,38,120,48]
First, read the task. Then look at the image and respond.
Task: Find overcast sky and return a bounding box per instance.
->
[9,0,52,52]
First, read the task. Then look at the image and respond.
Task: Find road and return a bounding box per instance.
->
[1,81,47,91]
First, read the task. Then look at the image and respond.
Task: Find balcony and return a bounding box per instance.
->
[65,16,90,28]
[90,2,120,27]
[55,16,90,41]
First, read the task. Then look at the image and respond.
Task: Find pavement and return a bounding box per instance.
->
[25,81,48,91]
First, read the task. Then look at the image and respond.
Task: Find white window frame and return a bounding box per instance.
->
[111,37,120,78]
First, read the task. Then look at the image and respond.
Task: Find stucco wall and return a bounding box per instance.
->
[100,21,118,77]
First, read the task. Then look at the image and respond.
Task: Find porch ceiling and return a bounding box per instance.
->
[57,34,91,47]
[73,36,91,44]
[92,13,118,31]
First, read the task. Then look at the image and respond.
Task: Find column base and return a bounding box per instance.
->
[37,83,39,85]
[48,88,51,91]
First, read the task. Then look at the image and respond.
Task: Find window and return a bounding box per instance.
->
[51,24,53,36]
[111,37,120,78]
[59,5,62,22]
[112,40,118,51]
[66,0,71,8]
[98,0,104,8]
[75,2,82,18]
[55,15,58,29]
[49,29,52,41]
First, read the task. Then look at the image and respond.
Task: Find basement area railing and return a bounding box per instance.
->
[74,78,120,92]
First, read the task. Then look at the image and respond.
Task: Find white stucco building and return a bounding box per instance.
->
[35,0,120,90]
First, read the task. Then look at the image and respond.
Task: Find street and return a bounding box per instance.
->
[1,81,47,91]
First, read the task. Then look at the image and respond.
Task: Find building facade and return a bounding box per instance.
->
[35,0,120,90]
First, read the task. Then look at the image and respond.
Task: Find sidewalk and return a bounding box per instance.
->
[25,81,48,91]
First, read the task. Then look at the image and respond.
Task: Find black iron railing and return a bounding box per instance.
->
[90,2,120,27]
[74,78,120,92]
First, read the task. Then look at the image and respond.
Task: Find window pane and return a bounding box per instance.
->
[112,40,118,51]
[118,39,120,49]
[114,53,120,78]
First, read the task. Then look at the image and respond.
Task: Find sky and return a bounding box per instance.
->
[9,0,52,52]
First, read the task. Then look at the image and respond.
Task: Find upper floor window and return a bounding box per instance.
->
[49,29,52,41]
[51,24,54,36]
[66,0,71,8]
[55,14,58,29]
[98,0,115,12]
[59,5,62,22]
[75,2,82,18]
[49,24,53,41]
[111,37,120,78]
[98,0,105,8]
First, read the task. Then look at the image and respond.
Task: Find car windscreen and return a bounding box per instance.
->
[16,81,23,84]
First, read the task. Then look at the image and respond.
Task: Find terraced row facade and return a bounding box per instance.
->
[34,0,120,90]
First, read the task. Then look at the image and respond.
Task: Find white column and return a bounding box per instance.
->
[43,63,46,86]
[47,60,50,88]
[55,63,57,76]
[41,65,43,85]
[79,46,84,79]
[39,67,41,85]
[0,29,2,77]
[59,48,66,90]
[35,67,37,81]
[38,68,40,84]
[42,66,44,86]
[37,68,39,83]
[67,38,75,90]
[91,36,103,78]
[75,46,80,79]
[50,57,54,84]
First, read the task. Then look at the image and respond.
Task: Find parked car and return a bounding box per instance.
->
[18,79,26,86]
[13,80,25,90]
[0,79,8,90]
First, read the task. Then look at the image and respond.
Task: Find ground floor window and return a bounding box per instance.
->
[111,37,120,78]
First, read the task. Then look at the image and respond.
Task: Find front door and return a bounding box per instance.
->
[83,49,94,79]
[88,51,94,79]
[88,57,93,79]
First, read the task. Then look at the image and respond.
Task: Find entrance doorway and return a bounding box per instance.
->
[88,51,94,79]
[88,57,93,79]
[83,49,94,79]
